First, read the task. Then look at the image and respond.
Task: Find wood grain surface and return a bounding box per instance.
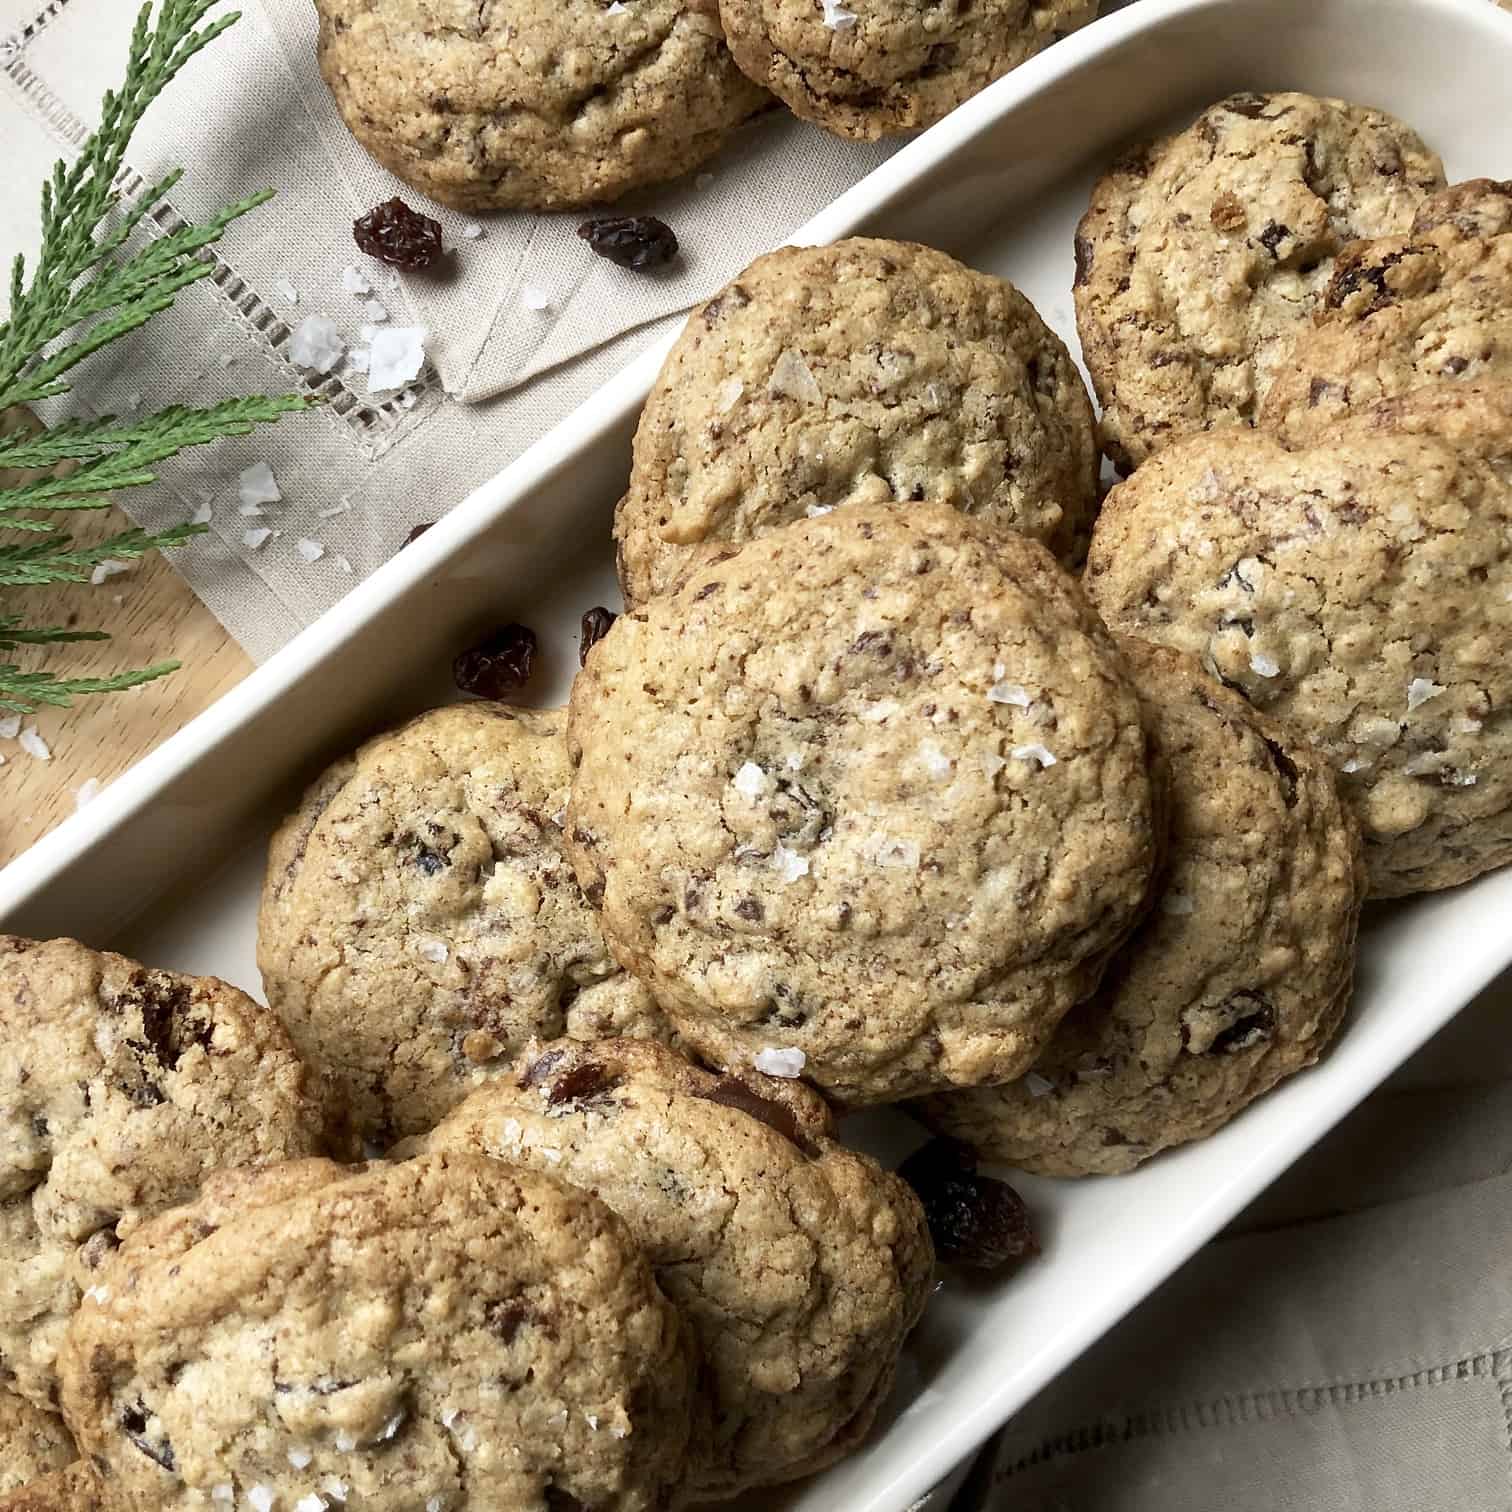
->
[0,411,250,868]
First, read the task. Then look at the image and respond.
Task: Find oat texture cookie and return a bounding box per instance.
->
[0,1390,74,1494]
[718,0,1096,140]
[1084,385,1512,897]
[58,1153,697,1512]
[260,703,673,1145]
[0,1466,103,1512]
[315,0,768,211]
[415,1037,933,1499]
[916,641,1365,1175]
[615,238,1100,605]
[0,936,325,1411]
[1261,179,1512,441]
[568,502,1161,1105]
[1075,91,1444,471]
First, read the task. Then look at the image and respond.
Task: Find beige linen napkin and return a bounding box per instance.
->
[956,969,1512,1512]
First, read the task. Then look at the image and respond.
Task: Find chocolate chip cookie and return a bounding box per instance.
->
[58,1153,697,1511]
[1075,91,1444,471]
[0,1391,74,1495]
[616,238,1100,605]
[315,0,768,210]
[1084,384,1512,897]
[718,0,1097,140]
[568,502,1162,1105]
[1261,179,1512,441]
[0,936,325,1411]
[414,1037,933,1499]
[259,703,674,1146]
[916,641,1365,1174]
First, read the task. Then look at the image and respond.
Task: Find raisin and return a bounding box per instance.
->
[1257,220,1291,257]
[353,198,443,269]
[1223,92,1274,119]
[404,521,434,547]
[546,1061,620,1107]
[579,606,617,665]
[1261,736,1299,806]
[897,1138,1039,1272]
[577,215,679,270]
[695,1076,811,1152]
[454,623,536,698]
[120,1400,176,1471]
[487,1298,532,1343]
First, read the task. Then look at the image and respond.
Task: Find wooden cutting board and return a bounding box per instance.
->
[0,494,250,870]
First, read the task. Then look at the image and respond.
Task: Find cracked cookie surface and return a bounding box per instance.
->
[1075,91,1444,471]
[1262,179,1512,441]
[1084,384,1512,897]
[0,1465,103,1512]
[0,1390,75,1495]
[0,936,325,1412]
[59,1153,697,1512]
[259,702,674,1146]
[717,0,1096,140]
[615,238,1100,605]
[916,641,1365,1174]
[315,0,768,211]
[569,502,1161,1105]
[414,1037,932,1499]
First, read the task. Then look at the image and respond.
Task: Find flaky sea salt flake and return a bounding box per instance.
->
[211,1488,234,1506]
[287,1448,313,1470]
[191,497,213,525]
[521,285,551,312]
[341,264,371,294]
[772,844,809,883]
[732,761,769,799]
[238,461,282,508]
[243,527,273,550]
[1407,677,1445,712]
[417,938,449,964]
[364,299,389,323]
[295,538,326,563]
[295,1498,325,1512]
[90,558,130,585]
[460,221,484,238]
[716,377,744,412]
[18,726,50,761]
[288,314,346,373]
[368,326,428,392]
[820,0,858,27]
[754,1047,806,1078]
[1451,717,1483,736]
[988,679,1031,707]
[320,1480,347,1503]
[1011,743,1057,769]
[769,349,822,402]
[276,279,299,305]
[1023,1072,1054,1099]
[73,778,101,810]
[318,499,352,518]
[247,1488,276,1512]
[0,715,19,739]
[1249,652,1280,678]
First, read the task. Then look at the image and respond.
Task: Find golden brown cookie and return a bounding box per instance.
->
[616,238,1100,604]
[1261,179,1512,441]
[315,0,768,210]
[259,703,674,1145]
[415,1037,933,1499]
[58,1154,698,1511]
[569,502,1162,1105]
[0,1390,74,1495]
[718,0,1097,140]
[0,1465,104,1512]
[1075,91,1444,470]
[916,641,1365,1174]
[0,936,325,1411]
[1083,385,1512,897]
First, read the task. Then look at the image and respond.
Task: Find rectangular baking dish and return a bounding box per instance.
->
[5,0,1512,1507]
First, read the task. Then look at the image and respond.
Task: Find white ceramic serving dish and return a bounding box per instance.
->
[6,0,1512,1506]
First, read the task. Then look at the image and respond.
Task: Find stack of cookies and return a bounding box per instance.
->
[312,0,1102,212]
[6,84,1511,1512]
